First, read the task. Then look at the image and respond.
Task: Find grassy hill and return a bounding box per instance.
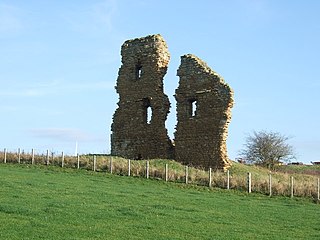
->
[1,150,320,198]
[0,164,319,239]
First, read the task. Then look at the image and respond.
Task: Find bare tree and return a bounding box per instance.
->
[240,130,295,169]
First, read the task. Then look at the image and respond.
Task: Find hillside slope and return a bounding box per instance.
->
[0,164,319,239]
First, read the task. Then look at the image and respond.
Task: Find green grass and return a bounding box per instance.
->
[2,150,320,198]
[0,164,319,239]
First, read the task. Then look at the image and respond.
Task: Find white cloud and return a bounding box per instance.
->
[70,80,115,91]
[63,0,117,34]
[0,3,23,35]
[91,0,117,32]
[0,105,17,112]
[0,79,114,98]
[0,89,44,97]
[29,128,95,142]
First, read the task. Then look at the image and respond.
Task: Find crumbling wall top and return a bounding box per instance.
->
[177,54,234,108]
[120,34,170,67]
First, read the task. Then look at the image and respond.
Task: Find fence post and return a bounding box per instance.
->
[247,172,252,193]
[227,170,230,190]
[32,149,35,165]
[317,178,320,201]
[185,166,188,184]
[93,155,97,172]
[4,148,7,163]
[18,148,21,164]
[269,173,272,197]
[109,157,113,174]
[165,164,168,182]
[128,159,131,176]
[77,154,80,169]
[146,160,149,179]
[290,176,294,198]
[46,150,49,165]
[51,152,54,165]
[209,168,212,187]
[61,152,64,168]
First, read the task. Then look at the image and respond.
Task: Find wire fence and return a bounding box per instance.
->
[1,148,319,201]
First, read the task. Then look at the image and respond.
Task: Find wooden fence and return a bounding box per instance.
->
[1,148,320,200]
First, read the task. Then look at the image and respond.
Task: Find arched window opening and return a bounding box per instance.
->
[192,100,197,117]
[147,106,152,124]
[188,99,197,117]
[143,98,152,124]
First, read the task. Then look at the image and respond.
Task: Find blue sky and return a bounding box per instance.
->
[1,0,319,163]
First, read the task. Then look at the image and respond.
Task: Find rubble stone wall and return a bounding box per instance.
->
[111,34,174,159]
[174,54,234,170]
[111,35,234,170]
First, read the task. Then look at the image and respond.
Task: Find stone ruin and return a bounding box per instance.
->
[111,34,234,170]
[175,55,233,170]
[111,35,174,159]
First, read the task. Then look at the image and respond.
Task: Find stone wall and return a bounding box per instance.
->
[111,34,174,159]
[111,34,234,170]
[174,54,234,170]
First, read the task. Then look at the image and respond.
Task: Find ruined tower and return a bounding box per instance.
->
[111,34,174,159]
[174,54,234,170]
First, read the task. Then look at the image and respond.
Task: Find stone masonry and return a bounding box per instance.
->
[111,34,234,170]
[174,54,234,170]
[111,34,174,159]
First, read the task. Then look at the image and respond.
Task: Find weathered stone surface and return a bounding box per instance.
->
[174,54,234,170]
[111,35,234,170]
[111,34,174,159]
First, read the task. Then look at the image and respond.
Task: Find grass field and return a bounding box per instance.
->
[2,150,320,198]
[0,164,319,239]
